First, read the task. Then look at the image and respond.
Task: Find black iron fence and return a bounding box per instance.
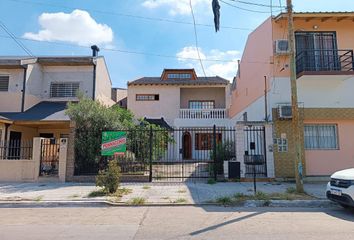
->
[296,49,354,74]
[74,126,237,182]
[244,126,267,178]
[0,140,33,160]
[40,138,60,176]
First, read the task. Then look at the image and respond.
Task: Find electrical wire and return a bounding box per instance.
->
[0,20,34,56]
[4,0,251,31]
[189,0,206,77]
[0,34,273,65]
[228,0,284,8]
[221,0,283,13]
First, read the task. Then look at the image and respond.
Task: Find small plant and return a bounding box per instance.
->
[161,196,170,200]
[177,189,186,193]
[68,194,80,198]
[263,199,271,207]
[174,198,187,204]
[129,197,146,205]
[207,178,217,185]
[286,186,297,194]
[216,196,232,205]
[142,185,151,190]
[254,191,270,201]
[87,189,107,198]
[34,196,43,202]
[96,160,121,194]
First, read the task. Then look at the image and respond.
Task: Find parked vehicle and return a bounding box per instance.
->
[326,168,354,208]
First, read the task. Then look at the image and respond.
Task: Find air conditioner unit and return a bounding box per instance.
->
[275,39,290,55]
[278,105,292,119]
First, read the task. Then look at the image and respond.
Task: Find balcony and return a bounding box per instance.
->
[179,109,227,119]
[296,49,354,79]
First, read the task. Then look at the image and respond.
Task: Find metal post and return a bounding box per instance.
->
[213,124,217,180]
[253,164,257,194]
[149,126,153,182]
[287,0,304,192]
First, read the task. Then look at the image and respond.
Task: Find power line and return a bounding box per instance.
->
[228,0,284,8]
[0,34,272,65]
[220,0,281,13]
[0,20,34,56]
[4,0,252,31]
[189,0,206,77]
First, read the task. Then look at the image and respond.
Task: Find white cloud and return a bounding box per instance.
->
[142,0,209,15]
[23,10,113,46]
[176,46,240,80]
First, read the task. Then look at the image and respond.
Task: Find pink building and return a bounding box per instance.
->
[230,12,354,180]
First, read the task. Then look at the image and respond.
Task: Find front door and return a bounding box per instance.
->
[9,131,22,159]
[182,132,192,160]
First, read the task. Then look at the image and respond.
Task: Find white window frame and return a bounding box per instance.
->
[50,82,80,98]
[304,124,339,150]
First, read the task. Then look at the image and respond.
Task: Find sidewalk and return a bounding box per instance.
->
[0,181,328,205]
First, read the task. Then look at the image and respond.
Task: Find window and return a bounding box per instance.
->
[0,76,9,92]
[167,73,191,79]
[136,94,159,101]
[195,133,222,150]
[189,101,214,109]
[304,124,338,150]
[50,82,79,98]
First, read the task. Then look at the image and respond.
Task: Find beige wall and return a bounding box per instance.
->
[95,57,115,106]
[128,85,180,125]
[180,87,226,108]
[0,160,38,182]
[0,68,24,112]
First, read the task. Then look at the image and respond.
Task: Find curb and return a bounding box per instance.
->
[0,199,336,208]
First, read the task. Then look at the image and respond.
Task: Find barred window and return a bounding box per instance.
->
[136,94,159,101]
[50,82,79,98]
[189,101,214,109]
[304,124,338,150]
[0,76,9,91]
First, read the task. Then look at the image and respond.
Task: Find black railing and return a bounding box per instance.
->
[0,140,33,160]
[296,49,354,75]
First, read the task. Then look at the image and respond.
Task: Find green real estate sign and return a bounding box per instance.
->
[101,131,127,156]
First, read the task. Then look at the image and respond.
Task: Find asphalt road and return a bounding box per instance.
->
[0,206,353,240]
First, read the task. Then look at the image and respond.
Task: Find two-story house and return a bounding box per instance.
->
[0,48,114,159]
[229,12,354,179]
[127,69,231,160]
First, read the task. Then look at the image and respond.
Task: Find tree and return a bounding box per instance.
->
[66,95,134,174]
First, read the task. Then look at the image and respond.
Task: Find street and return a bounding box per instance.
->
[0,206,353,240]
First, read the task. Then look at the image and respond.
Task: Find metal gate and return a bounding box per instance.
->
[244,125,267,178]
[74,126,236,182]
[40,138,60,176]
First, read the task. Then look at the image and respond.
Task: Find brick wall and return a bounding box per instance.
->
[272,109,305,178]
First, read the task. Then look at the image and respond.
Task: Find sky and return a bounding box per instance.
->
[1,0,354,88]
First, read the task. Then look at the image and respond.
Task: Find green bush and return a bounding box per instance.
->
[96,160,121,194]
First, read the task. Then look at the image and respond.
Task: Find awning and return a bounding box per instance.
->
[0,101,70,122]
[143,118,173,131]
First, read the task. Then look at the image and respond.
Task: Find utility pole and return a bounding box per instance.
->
[287,0,304,192]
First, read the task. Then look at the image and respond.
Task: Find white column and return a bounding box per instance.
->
[59,138,68,182]
[235,123,245,178]
[265,124,275,178]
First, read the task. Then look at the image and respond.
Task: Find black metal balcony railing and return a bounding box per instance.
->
[296,49,354,75]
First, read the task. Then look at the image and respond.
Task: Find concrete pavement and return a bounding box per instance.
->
[0,206,353,240]
[0,182,327,204]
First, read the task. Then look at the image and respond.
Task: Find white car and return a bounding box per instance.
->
[326,168,354,208]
